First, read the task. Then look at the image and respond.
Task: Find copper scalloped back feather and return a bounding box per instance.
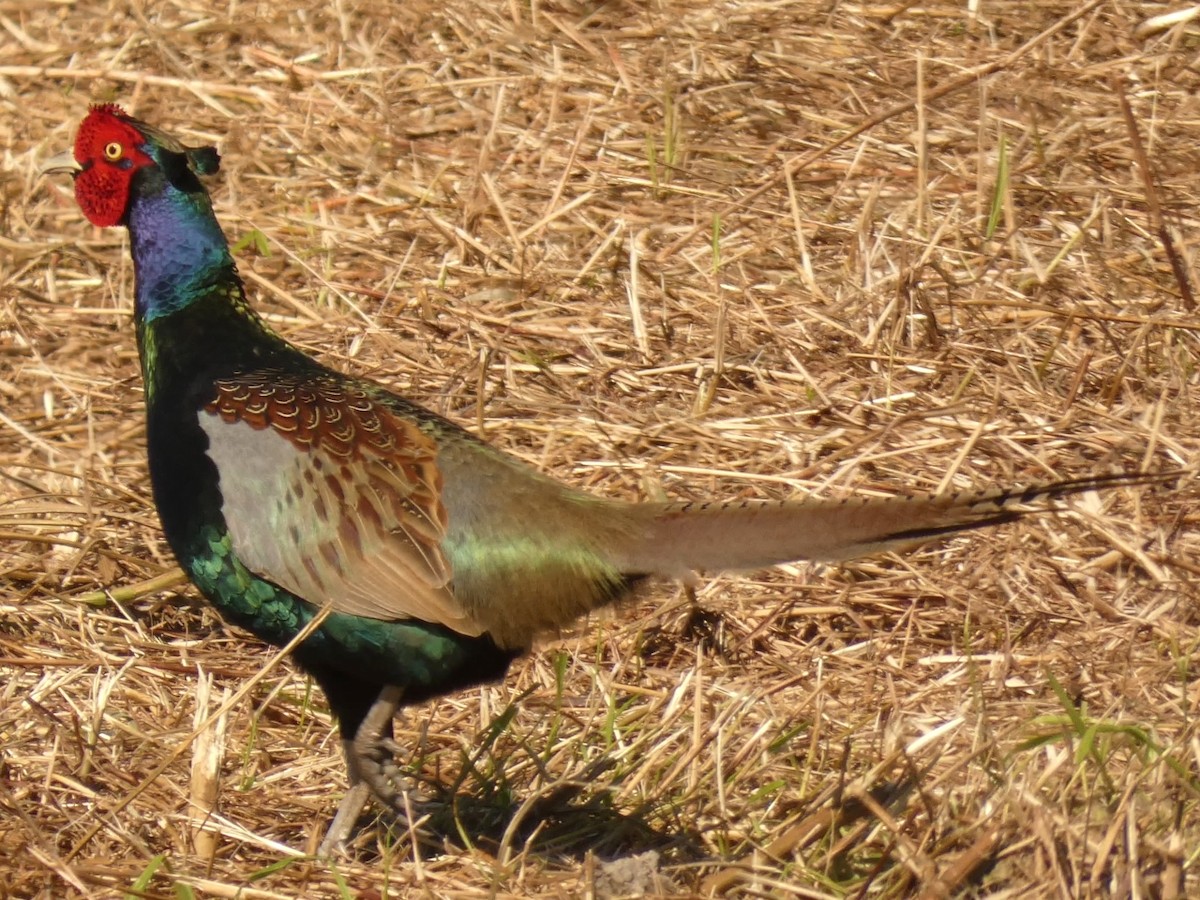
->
[206,371,435,462]
[199,370,487,637]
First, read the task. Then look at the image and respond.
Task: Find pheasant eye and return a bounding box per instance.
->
[103,141,123,161]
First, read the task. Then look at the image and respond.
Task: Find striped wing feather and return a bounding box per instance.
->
[200,371,488,637]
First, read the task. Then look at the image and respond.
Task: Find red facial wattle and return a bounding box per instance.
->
[72,104,155,227]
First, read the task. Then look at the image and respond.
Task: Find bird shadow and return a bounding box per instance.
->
[344,760,706,865]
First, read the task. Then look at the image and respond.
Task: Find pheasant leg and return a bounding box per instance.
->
[318,685,407,854]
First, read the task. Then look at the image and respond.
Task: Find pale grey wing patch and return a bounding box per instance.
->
[199,412,482,636]
[198,411,322,588]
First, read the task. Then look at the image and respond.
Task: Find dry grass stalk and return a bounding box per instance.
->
[2,1,1200,897]
[188,674,228,864]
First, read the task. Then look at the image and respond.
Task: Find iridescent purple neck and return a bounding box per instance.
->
[127,171,235,323]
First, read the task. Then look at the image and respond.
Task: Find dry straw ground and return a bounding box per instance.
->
[2,0,1200,897]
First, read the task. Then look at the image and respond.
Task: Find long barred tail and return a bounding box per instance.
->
[611,470,1182,578]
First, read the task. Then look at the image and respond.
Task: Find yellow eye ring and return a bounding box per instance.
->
[103,141,123,161]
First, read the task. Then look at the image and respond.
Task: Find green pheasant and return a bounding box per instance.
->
[42,104,1177,852]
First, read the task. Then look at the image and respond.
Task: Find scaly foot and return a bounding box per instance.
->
[319,685,419,854]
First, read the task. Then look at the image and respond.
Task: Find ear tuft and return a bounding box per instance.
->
[186,146,221,176]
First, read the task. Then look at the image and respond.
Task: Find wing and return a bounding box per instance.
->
[199,370,486,637]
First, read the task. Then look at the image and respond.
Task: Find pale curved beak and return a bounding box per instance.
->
[38,151,81,178]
